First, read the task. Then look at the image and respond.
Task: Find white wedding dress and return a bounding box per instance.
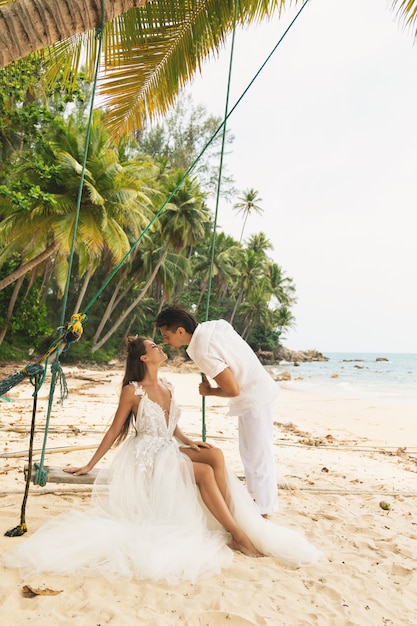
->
[2,379,320,584]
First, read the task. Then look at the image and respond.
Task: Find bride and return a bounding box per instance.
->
[3,336,320,584]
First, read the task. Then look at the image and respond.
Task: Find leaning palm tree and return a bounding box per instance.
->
[2,1,417,72]
[0,1,291,138]
[2,0,415,139]
[233,188,263,243]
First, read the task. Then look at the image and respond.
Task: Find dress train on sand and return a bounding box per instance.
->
[2,380,320,583]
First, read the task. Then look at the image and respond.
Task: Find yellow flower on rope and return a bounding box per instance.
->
[64,313,87,343]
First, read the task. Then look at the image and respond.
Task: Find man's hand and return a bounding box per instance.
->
[199,375,213,396]
[198,369,240,398]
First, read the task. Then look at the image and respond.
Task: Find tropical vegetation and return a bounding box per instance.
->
[0,69,295,362]
[0,0,415,362]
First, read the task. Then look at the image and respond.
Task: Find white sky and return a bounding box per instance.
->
[188,0,417,354]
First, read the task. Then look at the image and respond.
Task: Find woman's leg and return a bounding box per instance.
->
[192,461,261,557]
[181,446,228,502]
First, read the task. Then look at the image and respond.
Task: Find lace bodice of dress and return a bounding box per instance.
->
[130,378,181,438]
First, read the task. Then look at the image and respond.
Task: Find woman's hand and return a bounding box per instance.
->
[187,440,213,451]
[63,465,92,476]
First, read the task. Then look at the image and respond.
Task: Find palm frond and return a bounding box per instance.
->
[391,0,417,31]
[5,0,417,140]
[25,0,286,137]
[100,0,286,135]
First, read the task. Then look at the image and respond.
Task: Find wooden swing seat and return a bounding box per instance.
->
[24,464,99,485]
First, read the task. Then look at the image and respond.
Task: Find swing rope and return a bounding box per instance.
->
[3,0,311,535]
[4,0,106,537]
[4,373,41,536]
[82,0,311,439]
[81,0,312,319]
[201,0,239,442]
[31,0,108,487]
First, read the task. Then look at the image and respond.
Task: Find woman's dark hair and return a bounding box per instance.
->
[114,335,148,446]
[155,305,198,334]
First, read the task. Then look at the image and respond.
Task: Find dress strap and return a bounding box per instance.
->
[129,381,146,397]
[160,377,173,394]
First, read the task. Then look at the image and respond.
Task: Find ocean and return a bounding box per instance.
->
[269,352,417,406]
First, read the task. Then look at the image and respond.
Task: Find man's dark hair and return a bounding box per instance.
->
[156,305,198,334]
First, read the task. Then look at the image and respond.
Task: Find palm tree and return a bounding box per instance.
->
[239,282,274,341]
[265,261,296,308]
[0,274,24,345]
[0,1,290,138]
[233,188,263,243]
[2,1,415,138]
[157,169,211,253]
[0,242,59,292]
[0,111,155,346]
[193,231,240,311]
[246,231,273,255]
[229,247,265,325]
[90,168,211,351]
[272,304,295,336]
[0,0,149,67]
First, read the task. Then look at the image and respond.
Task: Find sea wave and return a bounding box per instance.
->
[267,352,417,406]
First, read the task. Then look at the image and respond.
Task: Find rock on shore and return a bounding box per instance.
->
[257,347,328,365]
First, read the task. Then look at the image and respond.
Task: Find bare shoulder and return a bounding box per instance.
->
[119,382,137,405]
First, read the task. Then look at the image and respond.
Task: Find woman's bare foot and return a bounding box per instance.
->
[231,531,263,557]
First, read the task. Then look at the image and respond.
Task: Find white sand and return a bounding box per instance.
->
[0,364,416,625]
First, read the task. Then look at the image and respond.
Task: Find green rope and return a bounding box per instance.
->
[4,373,40,536]
[82,1,311,320]
[59,25,104,327]
[81,2,312,440]
[0,364,44,396]
[4,4,106,528]
[31,3,106,488]
[201,0,239,442]
[199,0,311,439]
[34,359,68,486]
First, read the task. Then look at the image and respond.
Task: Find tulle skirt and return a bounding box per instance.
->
[2,436,320,583]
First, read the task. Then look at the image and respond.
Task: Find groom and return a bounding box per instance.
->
[156,305,279,517]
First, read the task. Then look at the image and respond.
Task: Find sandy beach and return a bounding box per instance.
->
[0,363,416,625]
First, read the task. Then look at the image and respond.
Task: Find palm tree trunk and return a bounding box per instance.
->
[241,320,252,340]
[0,242,58,291]
[72,266,94,315]
[195,280,208,312]
[123,312,138,340]
[0,0,149,69]
[91,248,168,352]
[239,213,248,243]
[151,298,165,340]
[91,265,130,346]
[0,275,25,346]
[229,289,243,325]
